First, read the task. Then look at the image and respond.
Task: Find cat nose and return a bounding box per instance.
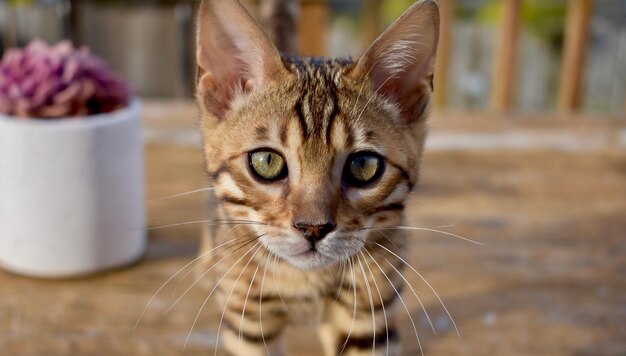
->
[292,221,336,244]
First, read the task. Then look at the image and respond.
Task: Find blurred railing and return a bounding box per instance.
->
[285,0,626,116]
[295,0,606,116]
[487,0,593,115]
[1,0,623,116]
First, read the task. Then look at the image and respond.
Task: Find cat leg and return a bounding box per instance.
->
[318,321,337,356]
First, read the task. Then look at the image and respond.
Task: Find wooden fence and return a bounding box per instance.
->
[4,0,616,113]
[296,0,604,115]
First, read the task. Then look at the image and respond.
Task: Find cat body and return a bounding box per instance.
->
[195,1,439,355]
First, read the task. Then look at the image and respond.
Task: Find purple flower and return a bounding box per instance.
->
[0,39,132,119]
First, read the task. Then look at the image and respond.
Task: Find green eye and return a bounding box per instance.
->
[344,152,384,187]
[249,150,287,181]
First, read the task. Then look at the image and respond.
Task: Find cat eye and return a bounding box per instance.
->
[249,150,288,182]
[343,152,385,187]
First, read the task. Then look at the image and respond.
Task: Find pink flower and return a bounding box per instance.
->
[0,39,132,119]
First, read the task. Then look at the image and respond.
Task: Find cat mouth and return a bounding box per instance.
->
[295,249,319,258]
[285,248,336,270]
[261,235,341,269]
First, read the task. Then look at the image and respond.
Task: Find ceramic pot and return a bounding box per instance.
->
[0,100,146,278]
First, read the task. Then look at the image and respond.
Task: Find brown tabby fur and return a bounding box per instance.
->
[195,0,439,355]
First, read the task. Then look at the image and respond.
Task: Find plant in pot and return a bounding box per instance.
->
[0,40,146,277]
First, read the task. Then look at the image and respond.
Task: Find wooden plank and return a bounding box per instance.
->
[298,0,329,56]
[490,0,522,113]
[259,0,299,56]
[434,0,454,110]
[558,0,594,113]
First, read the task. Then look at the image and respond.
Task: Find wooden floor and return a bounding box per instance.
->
[1,104,625,355]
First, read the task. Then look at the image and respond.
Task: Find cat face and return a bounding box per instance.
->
[197,0,439,269]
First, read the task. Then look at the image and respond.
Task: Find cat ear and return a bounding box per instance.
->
[350,0,439,123]
[196,0,288,119]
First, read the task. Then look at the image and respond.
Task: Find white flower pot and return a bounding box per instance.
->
[0,100,146,278]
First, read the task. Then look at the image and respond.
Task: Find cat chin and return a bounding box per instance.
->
[283,251,338,270]
[261,236,362,270]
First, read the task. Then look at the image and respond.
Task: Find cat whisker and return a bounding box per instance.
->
[272,254,291,314]
[363,248,424,356]
[401,202,468,230]
[374,241,460,339]
[430,215,468,229]
[332,260,347,303]
[167,235,264,316]
[259,250,273,355]
[383,254,435,335]
[230,235,264,255]
[363,225,485,246]
[148,187,215,202]
[360,251,390,356]
[376,231,435,334]
[433,222,463,229]
[184,240,263,351]
[170,224,247,296]
[214,244,265,356]
[338,256,358,355]
[238,250,265,346]
[146,219,268,231]
[166,237,255,313]
[134,233,247,331]
[375,242,435,335]
[356,253,377,355]
[379,230,400,251]
[324,259,334,280]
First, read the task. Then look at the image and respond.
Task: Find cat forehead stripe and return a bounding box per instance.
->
[285,57,352,142]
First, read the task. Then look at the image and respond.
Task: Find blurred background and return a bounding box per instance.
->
[2,0,625,114]
[1,1,625,355]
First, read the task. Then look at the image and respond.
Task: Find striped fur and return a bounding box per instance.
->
[195,1,439,354]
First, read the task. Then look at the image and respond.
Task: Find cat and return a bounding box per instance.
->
[195,0,439,355]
